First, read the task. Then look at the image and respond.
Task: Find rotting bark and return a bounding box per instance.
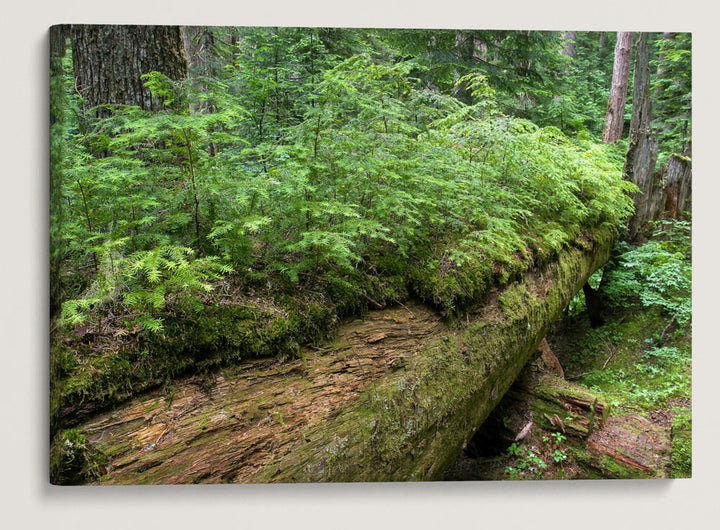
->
[79,228,616,484]
[444,338,669,480]
[533,374,609,437]
[624,32,692,241]
[663,153,692,219]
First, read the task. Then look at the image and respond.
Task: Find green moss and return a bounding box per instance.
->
[407,253,494,313]
[533,378,609,437]
[499,284,533,322]
[671,408,692,478]
[50,429,109,485]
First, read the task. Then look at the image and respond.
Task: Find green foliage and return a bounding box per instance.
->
[505,444,548,479]
[671,407,692,478]
[552,449,569,463]
[53,27,651,424]
[57,31,637,328]
[601,219,691,323]
[60,243,232,333]
[652,33,692,160]
[551,432,567,444]
[543,32,616,137]
[50,429,108,485]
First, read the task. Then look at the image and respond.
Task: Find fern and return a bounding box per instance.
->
[60,244,233,333]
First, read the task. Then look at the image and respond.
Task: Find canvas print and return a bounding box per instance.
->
[49,25,691,484]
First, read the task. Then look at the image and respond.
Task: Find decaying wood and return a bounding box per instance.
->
[79,229,615,484]
[533,375,609,438]
[624,33,691,241]
[664,153,692,219]
[83,302,443,484]
[587,441,653,473]
[514,420,534,441]
[538,338,564,379]
[584,413,671,477]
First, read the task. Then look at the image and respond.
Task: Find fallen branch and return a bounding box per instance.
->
[514,420,534,441]
[362,293,383,308]
[659,313,679,343]
[602,340,618,370]
[567,371,595,381]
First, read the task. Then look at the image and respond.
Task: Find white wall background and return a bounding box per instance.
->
[3,2,716,528]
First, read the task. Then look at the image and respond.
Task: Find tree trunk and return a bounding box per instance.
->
[628,33,653,135]
[599,32,608,51]
[663,153,692,219]
[602,32,634,143]
[452,32,474,104]
[560,31,577,58]
[624,33,660,241]
[183,26,216,78]
[71,25,189,116]
[50,25,70,318]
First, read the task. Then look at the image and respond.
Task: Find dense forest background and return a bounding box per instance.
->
[48,25,692,484]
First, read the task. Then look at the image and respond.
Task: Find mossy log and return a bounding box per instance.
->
[533,375,609,438]
[79,228,615,484]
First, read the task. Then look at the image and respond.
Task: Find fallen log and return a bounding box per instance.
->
[77,228,615,484]
[533,374,609,438]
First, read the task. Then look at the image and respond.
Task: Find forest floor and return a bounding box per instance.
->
[443,303,692,481]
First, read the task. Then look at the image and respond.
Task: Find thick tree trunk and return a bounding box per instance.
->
[628,33,653,135]
[624,33,660,241]
[71,25,189,116]
[602,32,634,143]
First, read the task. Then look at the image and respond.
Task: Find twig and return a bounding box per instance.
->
[362,293,382,309]
[395,300,416,317]
[567,371,595,381]
[602,340,618,370]
[514,420,533,441]
[154,425,170,446]
[660,313,679,343]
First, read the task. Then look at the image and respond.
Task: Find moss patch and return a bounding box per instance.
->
[50,429,109,485]
[671,407,692,478]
